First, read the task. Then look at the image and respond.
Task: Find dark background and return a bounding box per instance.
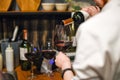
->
[0,0,95,46]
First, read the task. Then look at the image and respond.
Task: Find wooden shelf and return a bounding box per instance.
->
[0,11,71,15]
[0,11,72,19]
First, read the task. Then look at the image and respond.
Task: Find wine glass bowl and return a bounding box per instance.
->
[41,39,56,77]
[54,24,73,51]
[33,52,43,75]
[42,50,56,59]
[24,52,37,80]
[25,51,44,79]
[54,23,76,53]
[25,53,36,62]
[55,40,73,51]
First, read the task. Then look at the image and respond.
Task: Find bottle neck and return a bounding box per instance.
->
[23,29,28,40]
[72,11,85,23]
[80,10,90,20]
[62,18,73,26]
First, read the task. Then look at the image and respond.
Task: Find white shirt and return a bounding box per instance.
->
[72,0,120,80]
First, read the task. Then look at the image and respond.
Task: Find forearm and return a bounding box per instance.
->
[55,52,75,80]
[61,63,75,80]
[63,70,74,80]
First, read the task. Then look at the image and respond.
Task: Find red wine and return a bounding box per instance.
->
[55,40,72,51]
[42,50,56,59]
[25,53,36,62]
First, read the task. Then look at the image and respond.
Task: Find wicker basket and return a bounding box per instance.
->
[16,0,41,11]
[0,0,12,11]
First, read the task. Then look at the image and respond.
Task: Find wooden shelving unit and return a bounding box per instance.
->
[0,11,71,15]
[0,11,72,19]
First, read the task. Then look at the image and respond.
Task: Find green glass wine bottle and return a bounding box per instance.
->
[19,29,31,71]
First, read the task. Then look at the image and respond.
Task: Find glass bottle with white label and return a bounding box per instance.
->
[20,29,31,71]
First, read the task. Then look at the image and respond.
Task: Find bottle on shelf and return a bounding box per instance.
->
[19,29,31,71]
[5,44,14,72]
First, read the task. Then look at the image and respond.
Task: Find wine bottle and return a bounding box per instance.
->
[19,29,31,71]
[62,10,90,42]
[62,10,89,32]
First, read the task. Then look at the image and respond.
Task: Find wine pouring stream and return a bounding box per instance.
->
[54,23,76,53]
[54,11,90,61]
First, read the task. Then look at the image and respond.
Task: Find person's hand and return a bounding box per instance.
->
[82,6,100,16]
[55,52,71,70]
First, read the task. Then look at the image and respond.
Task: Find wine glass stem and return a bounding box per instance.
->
[47,61,53,77]
[31,61,34,76]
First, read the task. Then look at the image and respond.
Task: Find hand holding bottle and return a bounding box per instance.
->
[81,6,101,16]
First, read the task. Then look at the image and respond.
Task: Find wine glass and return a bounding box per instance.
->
[54,25,76,62]
[29,42,43,75]
[24,52,37,80]
[54,24,72,51]
[33,51,43,75]
[42,39,56,77]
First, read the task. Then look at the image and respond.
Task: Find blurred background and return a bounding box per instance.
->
[0,0,95,46]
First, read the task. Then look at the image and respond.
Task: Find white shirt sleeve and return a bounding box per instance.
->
[70,1,120,79]
[71,19,120,80]
[72,28,105,79]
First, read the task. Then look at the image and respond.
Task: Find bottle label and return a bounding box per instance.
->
[20,48,28,60]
